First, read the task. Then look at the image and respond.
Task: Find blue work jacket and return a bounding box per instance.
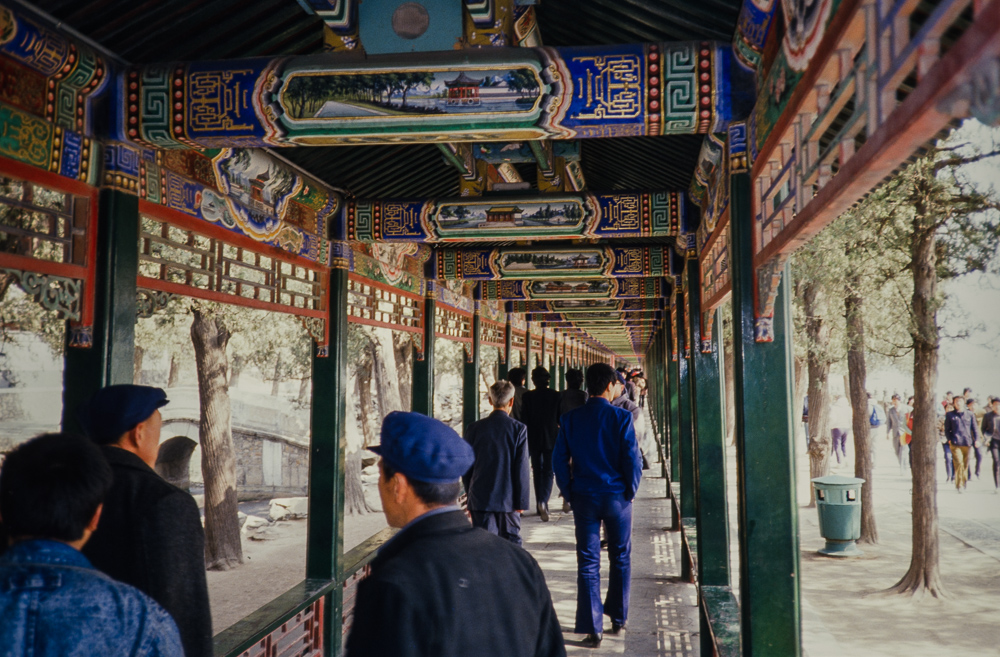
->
[0,539,182,656]
[553,397,642,501]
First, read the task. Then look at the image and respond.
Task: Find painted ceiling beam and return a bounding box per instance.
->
[122,41,752,149]
[509,298,664,313]
[340,191,693,242]
[526,310,660,322]
[435,244,681,279]
[482,276,664,300]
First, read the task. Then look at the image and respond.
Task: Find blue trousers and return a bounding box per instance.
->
[531,450,554,507]
[571,491,632,634]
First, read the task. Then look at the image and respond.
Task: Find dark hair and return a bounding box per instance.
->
[531,366,550,386]
[963,387,973,394]
[507,368,526,387]
[586,363,618,397]
[953,395,965,403]
[381,460,461,507]
[566,368,584,389]
[0,433,112,542]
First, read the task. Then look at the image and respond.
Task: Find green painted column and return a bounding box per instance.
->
[524,323,533,388]
[667,312,681,484]
[676,289,695,520]
[412,287,437,416]
[463,309,481,430]
[62,190,138,431]
[687,264,729,589]
[306,266,348,655]
[730,172,801,656]
[498,319,511,380]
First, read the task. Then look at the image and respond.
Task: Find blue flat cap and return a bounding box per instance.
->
[616,371,628,386]
[78,385,169,446]
[371,411,474,484]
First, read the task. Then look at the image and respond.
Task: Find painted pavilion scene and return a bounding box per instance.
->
[0,0,999,656]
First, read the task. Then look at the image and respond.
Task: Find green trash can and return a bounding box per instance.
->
[811,475,865,557]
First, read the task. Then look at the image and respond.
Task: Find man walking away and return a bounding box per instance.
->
[463,381,531,545]
[0,433,182,656]
[508,368,527,421]
[78,385,212,657]
[886,394,906,472]
[346,411,566,657]
[967,398,984,479]
[985,397,1000,493]
[945,396,981,492]
[553,363,643,648]
[558,369,588,418]
[521,366,562,521]
[612,370,651,470]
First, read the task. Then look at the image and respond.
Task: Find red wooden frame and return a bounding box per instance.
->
[0,155,99,332]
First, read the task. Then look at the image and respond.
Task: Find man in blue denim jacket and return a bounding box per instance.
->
[0,433,182,656]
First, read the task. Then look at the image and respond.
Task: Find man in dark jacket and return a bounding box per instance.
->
[521,366,562,521]
[558,368,588,419]
[508,367,527,421]
[462,380,531,545]
[553,363,643,648]
[945,395,981,492]
[78,385,212,657]
[346,411,566,657]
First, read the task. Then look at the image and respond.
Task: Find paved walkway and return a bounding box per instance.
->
[521,467,699,656]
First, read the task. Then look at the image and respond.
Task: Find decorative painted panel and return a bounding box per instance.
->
[0,6,108,136]
[436,245,670,280]
[0,102,98,184]
[343,191,687,243]
[482,277,662,300]
[436,304,473,341]
[134,147,338,264]
[123,42,751,148]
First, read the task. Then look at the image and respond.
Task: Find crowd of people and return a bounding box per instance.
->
[0,362,650,656]
[806,386,1000,492]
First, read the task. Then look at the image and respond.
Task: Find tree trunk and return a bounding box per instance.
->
[371,327,403,416]
[724,326,736,445]
[167,353,182,388]
[804,281,832,507]
[190,309,243,571]
[297,376,311,406]
[890,200,944,598]
[227,353,242,389]
[347,342,375,516]
[846,284,878,544]
[794,355,808,446]
[393,332,413,410]
[133,345,145,384]
[270,356,282,397]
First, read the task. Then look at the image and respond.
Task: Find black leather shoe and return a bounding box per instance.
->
[538,502,549,522]
[611,621,627,634]
[581,633,603,648]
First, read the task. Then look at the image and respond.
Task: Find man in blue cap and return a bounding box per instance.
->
[346,411,566,657]
[78,384,212,657]
[553,363,642,648]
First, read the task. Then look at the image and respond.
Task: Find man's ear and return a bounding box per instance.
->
[87,503,103,533]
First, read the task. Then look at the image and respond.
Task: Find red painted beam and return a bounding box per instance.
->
[137,276,327,319]
[755,0,1000,267]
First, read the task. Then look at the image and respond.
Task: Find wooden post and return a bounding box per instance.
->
[62,190,138,431]
[498,318,511,380]
[463,305,481,431]
[730,172,801,656]
[306,265,348,656]
[688,261,730,592]
[677,288,695,520]
[412,284,437,416]
[667,310,682,485]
